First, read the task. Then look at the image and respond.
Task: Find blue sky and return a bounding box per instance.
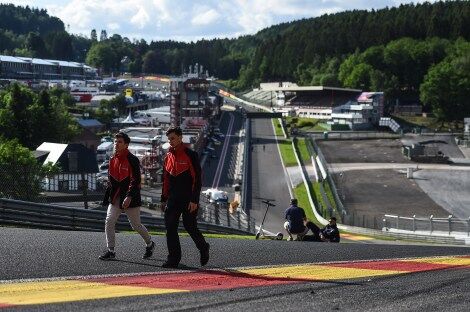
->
[2,1,434,42]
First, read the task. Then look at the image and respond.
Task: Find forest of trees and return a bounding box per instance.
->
[2,1,466,82]
[0,1,469,121]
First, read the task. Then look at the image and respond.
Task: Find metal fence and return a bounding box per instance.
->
[198,200,255,233]
[309,131,401,140]
[0,198,253,235]
[0,164,256,234]
[342,213,384,230]
[308,136,347,220]
[384,214,470,236]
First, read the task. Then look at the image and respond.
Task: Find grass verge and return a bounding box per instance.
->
[293,183,316,223]
[272,118,285,137]
[278,140,297,166]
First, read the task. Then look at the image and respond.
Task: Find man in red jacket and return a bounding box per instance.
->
[99,132,155,261]
[160,126,209,268]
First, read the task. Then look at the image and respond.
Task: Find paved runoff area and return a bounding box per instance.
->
[1,255,469,308]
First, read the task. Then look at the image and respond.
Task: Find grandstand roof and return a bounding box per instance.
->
[44,59,82,67]
[77,118,103,128]
[0,55,28,63]
[260,85,361,93]
[17,57,56,65]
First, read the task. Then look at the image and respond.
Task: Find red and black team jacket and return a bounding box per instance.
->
[102,149,142,209]
[161,144,202,204]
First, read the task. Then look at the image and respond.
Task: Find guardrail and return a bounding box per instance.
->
[241,118,251,215]
[339,222,467,245]
[384,214,470,237]
[308,136,347,218]
[0,198,255,235]
[308,131,401,140]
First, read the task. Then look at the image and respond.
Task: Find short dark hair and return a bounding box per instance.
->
[329,217,337,222]
[290,198,298,205]
[115,132,130,144]
[166,126,182,136]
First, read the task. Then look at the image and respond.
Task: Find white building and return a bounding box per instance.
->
[329,92,384,130]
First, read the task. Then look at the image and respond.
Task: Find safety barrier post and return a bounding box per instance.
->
[412,215,416,232]
[467,217,470,237]
[215,204,220,225]
[237,210,241,229]
[429,215,434,233]
[448,215,453,235]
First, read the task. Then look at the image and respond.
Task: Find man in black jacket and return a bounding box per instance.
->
[301,217,341,243]
[319,217,340,242]
[99,132,155,260]
[160,126,209,268]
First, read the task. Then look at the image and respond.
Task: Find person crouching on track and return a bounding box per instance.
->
[99,132,155,261]
[284,199,340,242]
[284,198,310,241]
[160,126,210,268]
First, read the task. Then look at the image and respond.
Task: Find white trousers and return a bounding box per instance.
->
[105,203,151,249]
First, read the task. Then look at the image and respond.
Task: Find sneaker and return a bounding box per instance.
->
[99,250,115,261]
[287,236,293,241]
[142,241,155,259]
[161,261,179,268]
[200,243,210,266]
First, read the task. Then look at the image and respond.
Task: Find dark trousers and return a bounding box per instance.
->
[304,221,322,241]
[164,198,207,263]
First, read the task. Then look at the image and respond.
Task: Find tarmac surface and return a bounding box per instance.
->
[248,118,291,234]
[0,228,468,311]
[413,170,470,219]
[333,169,449,218]
[317,138,412,164]
[317,137,470,221]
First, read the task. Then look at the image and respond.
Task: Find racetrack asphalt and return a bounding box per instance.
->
[1,225,469,311]
[0,227,468,281]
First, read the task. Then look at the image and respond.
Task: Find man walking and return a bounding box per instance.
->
[160,126,209,268]
[99,132,155,260]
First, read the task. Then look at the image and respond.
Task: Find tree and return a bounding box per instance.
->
[109,95,128,116]
[70,34,92,62]
[142,50,159,74]
[0,84,78,148]
[100,29,107,41]
[343,63,374,89]
[26,32,48,58]
[86,42,116,73]
[94,99,115,125]
[0,139,56,201]
[45,31,73,60]
[90,29,97,42]
[420,40,470,124]
[128,55,142,75]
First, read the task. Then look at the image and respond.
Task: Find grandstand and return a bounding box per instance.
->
[242,89,275,105]
[243,83,385,130]
[0,54,98,80]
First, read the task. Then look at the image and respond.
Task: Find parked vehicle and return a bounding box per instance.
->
[202,188,228,203]
[96,141,113,162]
[99,161,109,171]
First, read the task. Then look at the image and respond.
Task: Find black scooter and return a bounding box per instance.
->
[255,199,284,240]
